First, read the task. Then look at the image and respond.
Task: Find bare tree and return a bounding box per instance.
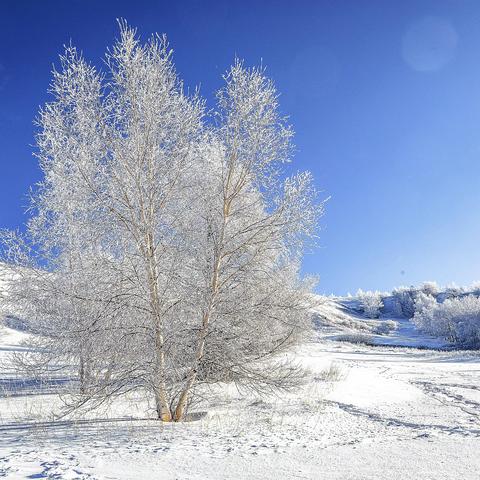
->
[1,23,324,422]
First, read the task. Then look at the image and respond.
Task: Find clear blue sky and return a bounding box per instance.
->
[1,0,480,295]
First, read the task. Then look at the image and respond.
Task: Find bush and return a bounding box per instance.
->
[316,362,345,382]
[374,320,398,335]
[469,281,480,296]
[444,283,465,299]
[336,333,374,345]
[356,289,383,319]
[413,294,480,348]
[412,292,438,333]
[419,281,439,296]
[392,286,417,318]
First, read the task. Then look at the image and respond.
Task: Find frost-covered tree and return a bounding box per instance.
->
[412,292,438,334]
[356,289,383,319]
[392,286,417,318]
[1,23,323,421]
[444,296,480,347]
[419,281,439,297]
[412,293,480,347]
[469,281,480,296]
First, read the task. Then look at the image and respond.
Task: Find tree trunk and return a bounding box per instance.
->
[79,355,86,394]
[174,207,227,421]
[173,170,236,422]
[146,232,172,422]
[173,310,210,421]
[155,387,172,422]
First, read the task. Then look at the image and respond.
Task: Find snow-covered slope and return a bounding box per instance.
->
[314,296,449,349]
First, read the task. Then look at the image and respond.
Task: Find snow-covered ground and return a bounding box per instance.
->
[1,300,480,479]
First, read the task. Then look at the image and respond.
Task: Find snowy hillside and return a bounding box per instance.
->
[314,296,448,349]
[1,294,480,479]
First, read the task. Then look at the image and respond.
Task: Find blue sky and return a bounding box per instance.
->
[1,0,480,295]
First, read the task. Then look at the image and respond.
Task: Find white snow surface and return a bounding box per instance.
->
[1,298,480,479]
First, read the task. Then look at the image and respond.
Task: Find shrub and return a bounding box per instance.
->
[336,333,374,345]
[412,292,438,333]
[413,294,480,348]
[356,289,384,319]
[469,281,480,296]
[374,320,398,335]
[444,283,465,299]
[419,281,439,296]
[316,362,345,382]
[391,287,416,318]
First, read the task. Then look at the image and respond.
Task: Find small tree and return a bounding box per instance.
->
[420,281,439,297]
[412,292,438,334]
[412,294,480,347]
[357,289,383,319]
[392,286,416,318]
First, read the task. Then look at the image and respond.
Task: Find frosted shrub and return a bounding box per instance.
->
[420,281,439,296]
[438,296,480,347]
[336,333,374,345]
[316,362,345,382]
[413,294,480,348]
[444,283,464,299]
[392,286,417,318]
[392,297,404,317]
[468,281,480,296]
[412,293,438,334]
[374,320,398,335]
[357,289,383,319]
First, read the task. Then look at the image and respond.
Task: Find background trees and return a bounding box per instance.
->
[412,294,480,347]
